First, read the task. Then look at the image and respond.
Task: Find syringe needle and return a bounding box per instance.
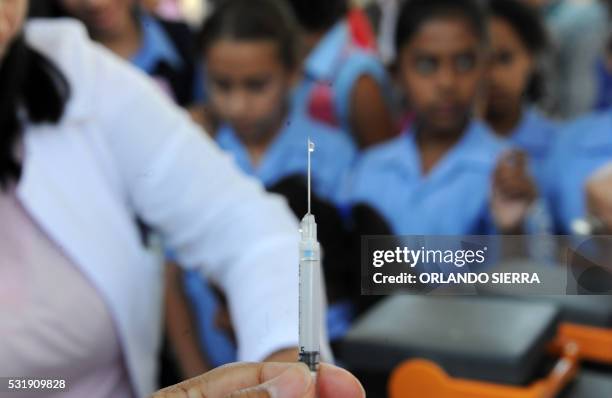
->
[307,138,315,215]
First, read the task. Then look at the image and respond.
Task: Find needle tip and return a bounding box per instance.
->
[308,139,315,153]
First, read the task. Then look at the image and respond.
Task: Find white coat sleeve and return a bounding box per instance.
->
[91,41,301,362]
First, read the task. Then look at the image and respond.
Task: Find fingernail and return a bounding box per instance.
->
[265,364,312,398]
[187,387,201,398]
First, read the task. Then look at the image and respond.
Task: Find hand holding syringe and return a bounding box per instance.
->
[298,139,322,383]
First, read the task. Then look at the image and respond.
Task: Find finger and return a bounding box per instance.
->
[494,173,527,189]
[492,186,537,205]
[495,178,535,194]
[494,180,531,198]
[227,363,312,398]
[493,170,537,195]
[495,164,531,182]
[318,364,366,398]
[227,363,367,398]
[493,165,523,184]
[152,362,310,398]
[496,187,537,202]
[496,163,530,177]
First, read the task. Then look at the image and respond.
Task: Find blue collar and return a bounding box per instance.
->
[382,121,503,182]
[303,21,348,81]
[407,120,503,165]
[131,13,182,73]
[216,110,297,180]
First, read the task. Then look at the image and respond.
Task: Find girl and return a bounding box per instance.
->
[483,0,556,185]
[346,0,537,235]
[198,0,356,203]
[184,0,357,362]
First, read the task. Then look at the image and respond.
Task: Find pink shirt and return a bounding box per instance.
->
[0,185,134,398]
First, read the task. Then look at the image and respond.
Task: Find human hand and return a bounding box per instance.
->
[151,362,365,398]
[491,150,537,233]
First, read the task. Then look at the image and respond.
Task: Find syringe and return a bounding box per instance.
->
[298,138,321,381]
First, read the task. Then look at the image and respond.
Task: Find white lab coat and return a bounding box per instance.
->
[18,19,307,397]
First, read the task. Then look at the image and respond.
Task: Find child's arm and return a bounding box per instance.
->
[163,263,212,379]
[349,74,397,148]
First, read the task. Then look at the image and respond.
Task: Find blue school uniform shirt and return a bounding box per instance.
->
[543,110,612,234]
[293,20,390,140]
[505,107,558,187]
[345,121,508,235]
[215,112,357,203]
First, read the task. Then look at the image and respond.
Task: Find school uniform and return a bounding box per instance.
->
[543,110,612,234]
[345,121,508,235]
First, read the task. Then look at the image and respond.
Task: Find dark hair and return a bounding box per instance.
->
[487,0,548,101]
[0,36,70,188]
[31,0,70,17]
[198,0,300,69]
[395,0,487,53]
[284,0,347,32]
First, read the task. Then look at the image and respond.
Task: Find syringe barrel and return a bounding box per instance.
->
[299,236,321,368]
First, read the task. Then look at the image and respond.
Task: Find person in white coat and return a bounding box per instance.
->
[0,1,331,397]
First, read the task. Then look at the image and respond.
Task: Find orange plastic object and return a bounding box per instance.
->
[389,345,579,398]
[553,323,612,364]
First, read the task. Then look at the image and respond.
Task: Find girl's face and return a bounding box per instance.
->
[59,0,133,39]
[398,17,485,135]
[205,39,296,142]
[486,17,534,115]
[0,0,28,61]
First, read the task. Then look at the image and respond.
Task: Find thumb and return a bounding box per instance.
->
[227,363,314,398]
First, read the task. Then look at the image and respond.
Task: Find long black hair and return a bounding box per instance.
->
[487,0,549,101]
[284,0,347,33]
[0,34,70,188]
[29,0,67,17]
